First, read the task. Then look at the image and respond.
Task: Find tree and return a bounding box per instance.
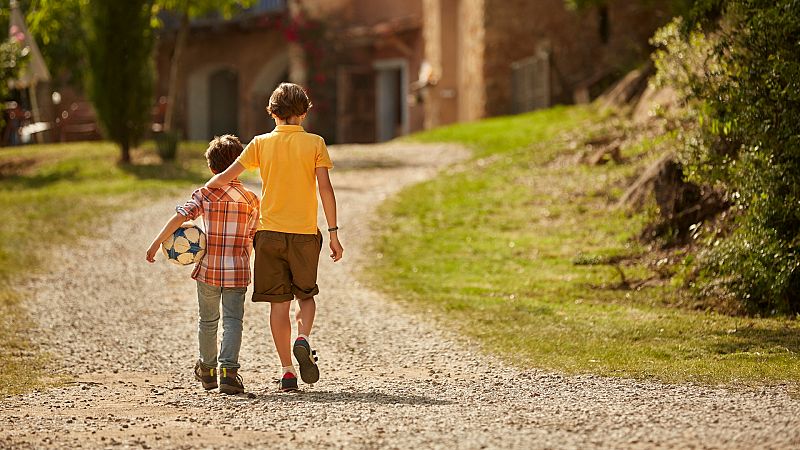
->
[0,38,27,130]
[0,0,87,89]
[26,0,87,88]
[84,0,155,163]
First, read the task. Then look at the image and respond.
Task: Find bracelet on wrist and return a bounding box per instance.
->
[328,226,339,232]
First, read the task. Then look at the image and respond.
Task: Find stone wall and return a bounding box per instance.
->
[303,0,421,26]
[156,25,288,142]
[482,0,670,117]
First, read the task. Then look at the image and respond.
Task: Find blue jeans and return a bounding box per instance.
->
[196,281,246,369]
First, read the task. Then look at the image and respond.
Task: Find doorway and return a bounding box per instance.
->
[208,68,239,138]
[374,59,408,142]
[336,66,376,143]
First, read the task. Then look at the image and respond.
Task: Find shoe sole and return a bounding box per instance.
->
[219,384,244,395]
[293,344,319,384]
[278,385,299,393]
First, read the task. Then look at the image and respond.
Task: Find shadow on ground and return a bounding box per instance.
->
[255,389,454,406]
[332,158,409,171]
[710,325,800,355]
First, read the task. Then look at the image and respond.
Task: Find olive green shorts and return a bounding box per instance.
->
[252,230,323,303]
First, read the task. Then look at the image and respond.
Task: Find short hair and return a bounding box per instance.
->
[266,82,312,120]
[205,134,243,173]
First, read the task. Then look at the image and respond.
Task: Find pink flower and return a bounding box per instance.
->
[9,25,25,43]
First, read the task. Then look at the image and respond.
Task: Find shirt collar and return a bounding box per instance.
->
[274,124,305,133]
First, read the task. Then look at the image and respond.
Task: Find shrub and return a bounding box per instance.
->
[653,2,800,313]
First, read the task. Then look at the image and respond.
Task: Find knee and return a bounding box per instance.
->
[199,315,219,327]
[270,302,290,316]
[297,297,316,308]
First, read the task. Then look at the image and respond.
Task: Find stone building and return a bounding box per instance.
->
[154,1,289,143]
[420,0,672,128]
[156,0,669,144]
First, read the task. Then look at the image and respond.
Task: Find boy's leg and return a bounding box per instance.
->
[218,286,247,370]
[293,296,320,384]
[287,231,322,337]
[196,281,221,368]
[295,297,316,336]
[286,232,323,384]
[252,231,299,391]
[272,301,300,392]
[218,286,247,394]
[269,301,293,368]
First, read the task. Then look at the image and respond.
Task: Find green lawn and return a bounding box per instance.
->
[0,141,221,394]
[373,105,800,385]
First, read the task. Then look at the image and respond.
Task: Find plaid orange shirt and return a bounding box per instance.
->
[176,179,259,287]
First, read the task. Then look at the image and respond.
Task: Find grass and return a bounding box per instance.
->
[373,105,800,386]
[0,141,226,394]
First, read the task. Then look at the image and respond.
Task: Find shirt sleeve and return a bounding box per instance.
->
[315,137,333,169]
[236,138,260,169]
[176,188,204,220]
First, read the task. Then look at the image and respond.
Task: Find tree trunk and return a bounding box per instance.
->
[120,140,131,164]
[164,12,189,133]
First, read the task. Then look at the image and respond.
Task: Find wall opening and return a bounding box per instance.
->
[374,59,408,142]
[598,5,610,44]
[208,68,239,138]
[336,66,376,143]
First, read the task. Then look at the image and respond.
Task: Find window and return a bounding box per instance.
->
[252,0,286,13]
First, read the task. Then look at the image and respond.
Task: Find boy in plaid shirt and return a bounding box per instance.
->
[146,135,259,395]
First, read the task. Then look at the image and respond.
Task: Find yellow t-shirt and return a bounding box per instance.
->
[236,125,333,234]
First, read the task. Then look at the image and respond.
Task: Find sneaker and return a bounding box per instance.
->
[277,371,299,392]
[194,360,217,390]
[292,337,319,384]
[219,367,245,395]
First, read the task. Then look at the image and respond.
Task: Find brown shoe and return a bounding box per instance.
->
[194,360,217,390]
[219,367,245,395]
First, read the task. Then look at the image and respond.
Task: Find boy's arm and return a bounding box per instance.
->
[206,162,246,189]
[146,213,187,263]
[316,167,343,262]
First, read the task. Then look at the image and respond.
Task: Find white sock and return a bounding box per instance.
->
[297,334,310,345]
[282,365,297,377]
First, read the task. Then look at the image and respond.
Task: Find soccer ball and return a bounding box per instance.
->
[162,224,206,265]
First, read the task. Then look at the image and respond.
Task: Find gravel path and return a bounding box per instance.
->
[2,142,800,449]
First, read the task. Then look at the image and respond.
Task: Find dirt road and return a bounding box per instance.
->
[1,142,799,449]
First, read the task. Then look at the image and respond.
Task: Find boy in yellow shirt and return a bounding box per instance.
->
[206,83,343,392]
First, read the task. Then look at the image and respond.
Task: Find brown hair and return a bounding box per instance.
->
[205,134,243,173]
[266,82,312,120]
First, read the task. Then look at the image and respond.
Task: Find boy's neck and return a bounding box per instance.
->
[211,173,238,184]
[275,117,303,126]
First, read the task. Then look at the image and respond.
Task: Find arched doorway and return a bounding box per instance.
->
[208,68,239,137]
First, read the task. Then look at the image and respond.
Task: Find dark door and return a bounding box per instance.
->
[209,69,239,138]
[376,67,403,142]
[337,66,375,143]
